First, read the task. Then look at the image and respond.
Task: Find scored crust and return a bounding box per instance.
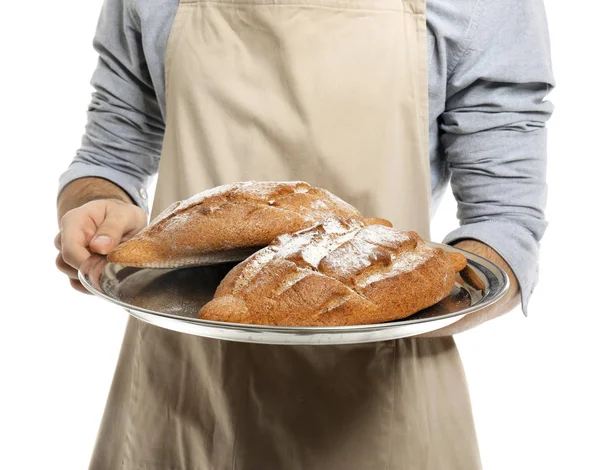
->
[107,181,374,268]
[198,218,467,327]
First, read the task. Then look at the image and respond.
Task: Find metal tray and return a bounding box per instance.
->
[79,242,508,345]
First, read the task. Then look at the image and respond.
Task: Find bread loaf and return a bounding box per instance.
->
[108,181,379,268]
[199,218,467,326]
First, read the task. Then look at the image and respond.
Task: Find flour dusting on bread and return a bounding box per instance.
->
[200,217,466,326]
[234,218,433,295]
[107,181,369,268]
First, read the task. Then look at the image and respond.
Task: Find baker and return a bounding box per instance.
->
[55,0,554,468]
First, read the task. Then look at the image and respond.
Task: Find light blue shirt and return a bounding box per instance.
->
[58,0,555,313]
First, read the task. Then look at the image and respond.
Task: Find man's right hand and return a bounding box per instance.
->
[55,199,147,294]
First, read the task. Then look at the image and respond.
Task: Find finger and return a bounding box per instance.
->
[54,232,62,250]
[61,212,96,269]
[89,208,145,255]
[56,253,80,280]
[70,278,92,295]
[460,265,486,291]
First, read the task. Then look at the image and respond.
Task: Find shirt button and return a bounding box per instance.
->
[140,188,148,200]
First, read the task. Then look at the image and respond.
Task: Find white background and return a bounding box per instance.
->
[1,1,598,469]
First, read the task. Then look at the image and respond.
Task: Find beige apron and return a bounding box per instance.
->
[90,0,481,468]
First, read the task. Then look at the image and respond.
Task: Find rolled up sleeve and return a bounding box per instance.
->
[58,0,164,214]
[440,0,555,314]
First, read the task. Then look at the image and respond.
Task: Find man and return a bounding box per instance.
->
[55,0,554,468]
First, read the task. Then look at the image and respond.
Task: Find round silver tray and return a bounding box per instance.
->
[79,243,508,345]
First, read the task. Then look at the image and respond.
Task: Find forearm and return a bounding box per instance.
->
[57,177,134,222]
[56,0,164,221]
[419,239,520,337]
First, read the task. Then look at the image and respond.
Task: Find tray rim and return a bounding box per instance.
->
[79,242,509,336]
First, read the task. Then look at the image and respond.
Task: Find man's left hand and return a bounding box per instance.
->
[418,239,520,337]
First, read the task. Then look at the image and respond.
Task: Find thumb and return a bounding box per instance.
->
[90,234,117,255]
[89,210,131,255]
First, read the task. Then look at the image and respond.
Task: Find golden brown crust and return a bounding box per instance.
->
[447,252,468,273]
[364,217,393,227]
[199,218,467,326]
[107,181,366,268]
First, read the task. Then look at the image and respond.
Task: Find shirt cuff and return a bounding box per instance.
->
[57,162,150,214]
[442,220,540,316]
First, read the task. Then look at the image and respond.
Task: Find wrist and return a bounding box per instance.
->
[57,177,134,222]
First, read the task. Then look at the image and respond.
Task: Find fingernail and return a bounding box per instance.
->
[93,235,112,244]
